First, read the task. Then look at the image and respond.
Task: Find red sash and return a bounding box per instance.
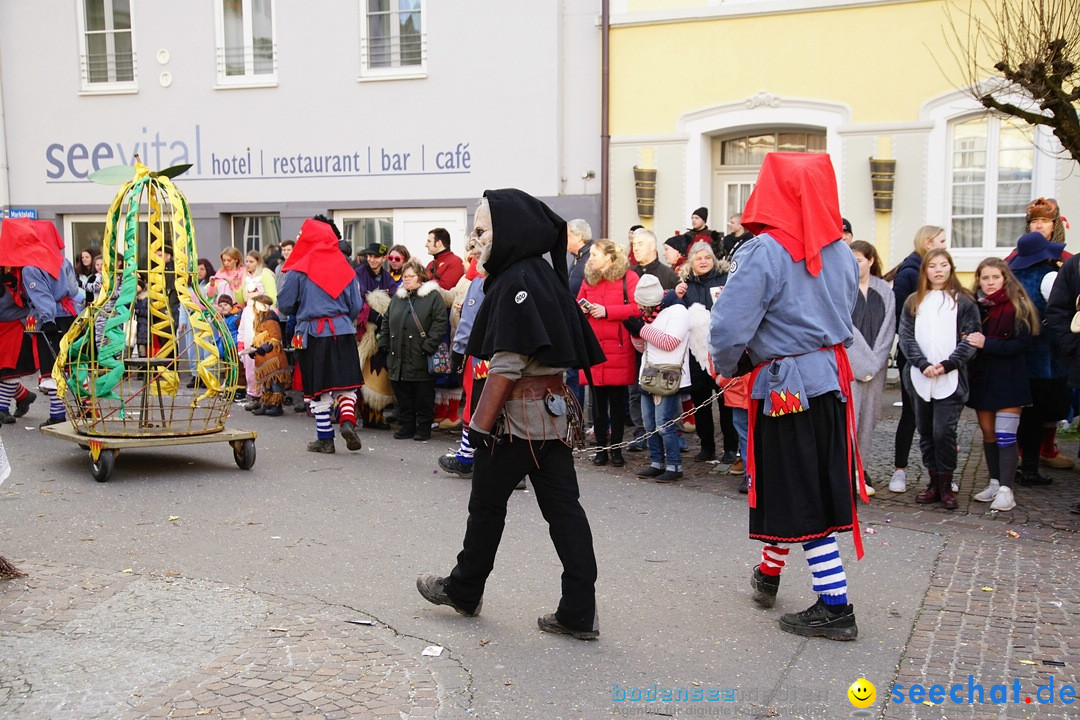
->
[0,321,23,368]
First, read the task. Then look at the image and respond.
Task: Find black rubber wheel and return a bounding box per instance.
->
[233,439,256,470]
[90,450,116,483]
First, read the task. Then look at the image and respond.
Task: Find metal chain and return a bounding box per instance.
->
[572,376,743,455]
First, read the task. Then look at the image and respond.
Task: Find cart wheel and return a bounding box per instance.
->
[91,450,116,483]
[233,439,256,470]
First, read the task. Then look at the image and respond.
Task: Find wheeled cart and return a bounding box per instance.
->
[40,424,257,483]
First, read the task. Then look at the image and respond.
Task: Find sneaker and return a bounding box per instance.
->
[751,566,780,608]
[728,458,745,475]
[1039,451,1074,469]
[950,480,959,493]
[537,612,599,640]
[14,391,36,417]
[864,482,876,497]
[340,421,362,451]
[416,574,480,616]
[973,479,1000,502]
[306,438,335,454]
[888,469,907,493]
[654,469,683,483]
[721,450,738,464]
[438,455,473,478]
[990,486,1016,511]
[778,598,858,641]
[636,466,664,478]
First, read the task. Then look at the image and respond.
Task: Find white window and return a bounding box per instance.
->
[231,215,281,255]
[77,0,136,93]
[359,0,426,81]
[949,116,1034,251]
[335,208,466,262]
[214,0,277,87]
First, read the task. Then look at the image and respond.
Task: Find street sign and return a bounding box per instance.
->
[3,208,37,219]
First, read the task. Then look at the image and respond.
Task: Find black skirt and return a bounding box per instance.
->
[0,333,41,380]
[749,392,855,544]
[966,353,1032,410]
[299,335,362,398]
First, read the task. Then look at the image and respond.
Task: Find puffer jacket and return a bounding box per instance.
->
[577,258,640,386]
[380,280,449,382]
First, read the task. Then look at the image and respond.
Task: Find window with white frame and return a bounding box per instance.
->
[949,115,1034,250]
[360,0,426,79]
[231,215,281,255]
[78,0,136,91]
[215,0,277,86]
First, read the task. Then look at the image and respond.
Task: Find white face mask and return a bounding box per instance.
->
[254,301,270,313]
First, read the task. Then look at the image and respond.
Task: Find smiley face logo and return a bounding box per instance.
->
[847,678,876,708]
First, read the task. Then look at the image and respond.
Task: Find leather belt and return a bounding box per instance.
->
[510,373,564,399]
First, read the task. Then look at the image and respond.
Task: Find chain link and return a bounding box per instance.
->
[572,376,743,454]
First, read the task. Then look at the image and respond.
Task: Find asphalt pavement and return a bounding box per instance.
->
[0,386,1077,719]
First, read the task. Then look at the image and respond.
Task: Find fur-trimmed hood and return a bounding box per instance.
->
[584,252,631,286]
[395,279,441,299]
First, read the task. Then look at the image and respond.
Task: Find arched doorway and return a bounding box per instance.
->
[711,129,827,221]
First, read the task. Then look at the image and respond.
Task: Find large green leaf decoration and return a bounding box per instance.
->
[152,163,193,179]
[88,165,137,185]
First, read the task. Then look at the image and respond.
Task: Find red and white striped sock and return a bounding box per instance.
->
[337,393,357,426]
[13,384,29,402]
[760,544,790,577]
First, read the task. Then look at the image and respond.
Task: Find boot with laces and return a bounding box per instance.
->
[778,597,858,641]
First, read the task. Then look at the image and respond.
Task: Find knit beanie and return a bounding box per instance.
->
[692,207,708,223]
[634,273,664,307]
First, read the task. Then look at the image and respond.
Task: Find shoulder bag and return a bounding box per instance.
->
[408,299,452,375]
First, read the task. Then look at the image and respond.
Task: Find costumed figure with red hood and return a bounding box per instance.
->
[708,153,864,641]
[277,215,365,454]
[0,219,77,426]
[417,189,606,640]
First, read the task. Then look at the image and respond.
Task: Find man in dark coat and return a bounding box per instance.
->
[417,188,606,640]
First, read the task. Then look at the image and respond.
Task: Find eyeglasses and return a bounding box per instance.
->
[388,255,404,262]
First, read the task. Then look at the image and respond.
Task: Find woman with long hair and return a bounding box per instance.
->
[885,225,947,493]
[212,247,246,303]
[847,241,895,496]
[577,238,640,467]
[386,244,411,291]
[967,257,1038,512]
[897,248,980,509]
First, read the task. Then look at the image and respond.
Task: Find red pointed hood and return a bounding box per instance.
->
[281,219,356,297]
[0,218,62,278]
[740,153,843,277]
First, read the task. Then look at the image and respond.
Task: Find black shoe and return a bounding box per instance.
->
[251,405,267,416]
[515,479,527,490]
[721,450,738,464]
[537,613,599,640]
[610,450,625,467]
[738,476,748,494]
[693,449,715,462]
[39,416,66,428]
[778,598,858,641]
[14,391,36,418]
[654,470,683,483]
[416,574,481,616]
[393,427,416,440]
[1017,469,1053,486]
[283,394,294,406]
[592,450,609,466]
[261,406,283,417]
[413,430,431,441]
[439,455,473,478]
[0,411,14,425]
[751,567,780,608]
[636,466,664,478]
[306,438,335,454]
[234,390,247,401]
[293,402,307,413]
[340,421,362,451]
[186,377,197,389]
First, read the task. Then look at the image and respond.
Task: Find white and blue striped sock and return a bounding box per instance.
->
[45,389,65,419]
[314,410,333,440]
[456,427,474,463]
[0,381,17,413]
[802,535,848,606]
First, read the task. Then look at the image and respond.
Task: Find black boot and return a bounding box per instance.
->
[751,566,780,608]
[592,434,609,466]
[307,438,335,454]
[778,598,858,641]
[610,449,625,467]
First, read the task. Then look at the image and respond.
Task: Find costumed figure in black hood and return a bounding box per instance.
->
[417,188,606,640]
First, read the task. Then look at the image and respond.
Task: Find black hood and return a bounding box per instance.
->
[483,188,568,287]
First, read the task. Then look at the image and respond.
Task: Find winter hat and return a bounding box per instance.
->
[692,207,708,223]
[1008,231,1066,271]
[842,218,853,234]
[358,242,388,257]
[1026,197,1059,223]
[634,273,664,307]
[664,234,689,257]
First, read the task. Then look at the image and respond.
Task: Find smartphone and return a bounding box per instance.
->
[578,298,593,311]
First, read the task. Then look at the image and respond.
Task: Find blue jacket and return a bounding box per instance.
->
[277,270,363,347]
[452,277,485,355]
[1013,261,1066,380]
[23,261,78,325]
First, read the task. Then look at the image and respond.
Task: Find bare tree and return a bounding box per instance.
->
[945,0,1080,162]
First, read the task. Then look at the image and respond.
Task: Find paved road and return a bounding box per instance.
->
[0,388,1077,719]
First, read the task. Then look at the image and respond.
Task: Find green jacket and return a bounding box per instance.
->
[379,280,449,381]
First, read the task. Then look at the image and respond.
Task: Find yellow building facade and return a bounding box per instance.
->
[607,0,1080,273]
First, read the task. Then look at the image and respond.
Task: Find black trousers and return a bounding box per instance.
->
[895,355,917,468]
[591,385,627,443]
[446,437,598,632]
[391,378,435,434]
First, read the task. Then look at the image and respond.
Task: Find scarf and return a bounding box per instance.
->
[977,287,1016,340]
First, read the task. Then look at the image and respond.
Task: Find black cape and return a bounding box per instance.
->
[465,189,605,371]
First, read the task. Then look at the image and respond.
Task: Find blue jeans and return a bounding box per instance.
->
[641,390,681,470]
[732,407,749,463]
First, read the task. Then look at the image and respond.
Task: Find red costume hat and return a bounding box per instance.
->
[0,218,62,279]
[740,152,843,277]
[281,218,357,297]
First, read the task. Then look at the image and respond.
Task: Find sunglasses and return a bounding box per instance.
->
[387,255,405,262]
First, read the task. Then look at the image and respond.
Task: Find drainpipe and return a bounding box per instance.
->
[600,0,610,238]
[0,43,10,211]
